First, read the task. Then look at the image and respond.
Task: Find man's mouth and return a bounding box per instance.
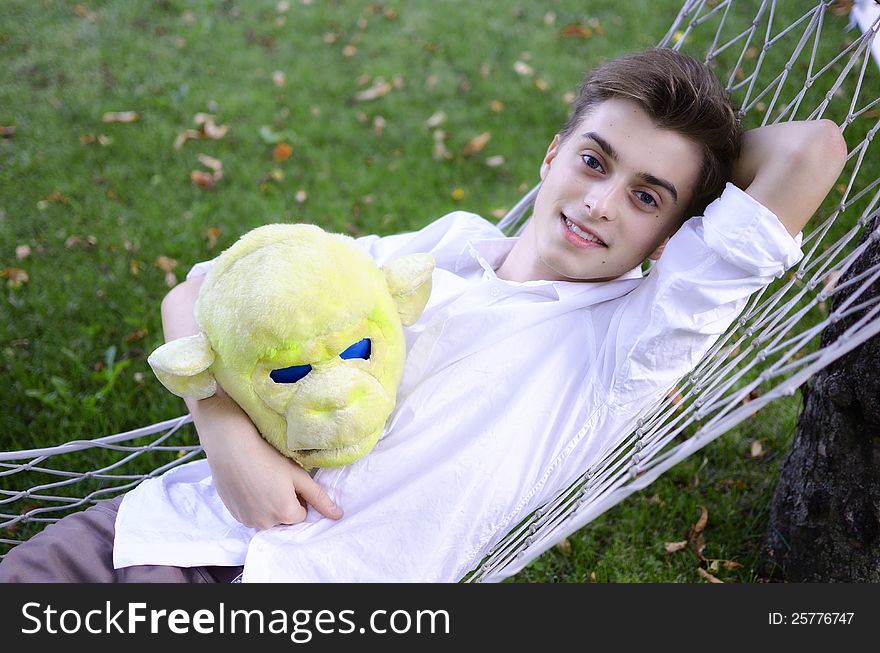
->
[560,213,607,247]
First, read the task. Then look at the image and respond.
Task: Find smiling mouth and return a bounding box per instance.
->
[561,213,607,247]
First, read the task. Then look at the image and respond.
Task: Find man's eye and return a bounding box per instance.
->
[270,364,312,384]
[635,191,658,207]
[340,338,371,360]
[582,154,604,173]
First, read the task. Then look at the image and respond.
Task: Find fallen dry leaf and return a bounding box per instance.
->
[272,143,293,162]
[74,4,96,21]
[373,115,386,136]
[65,235,97,249]
[295,189,308,203]
[125,328,148,343]
[490,100,504,112]
[561,23,593,39]
[555,538,572,557]
[425,111,446,128]
[174,129,203,150]
[129,259,140,276]
[750,440,764,457]
[15,245,31,260]
[708,558,744,571]
[697,567,723,583]
[353,78,392,102]
[1,125,16,138]
[190,170,216,189]
[432,130,452,161]
[462,132,491,157]
[102,111,140,123]
[513,61,534,77]
[272,70,286,87]
[174,114,229,150]
[164,271,178,288]
[196,153,222,173]
[1,268,28,288]
[205,227,222,249]
[664,540,688,554]
[687,505,708,560]
[485,155,505,168]
[828,0,854,16]
[154,256,178,273]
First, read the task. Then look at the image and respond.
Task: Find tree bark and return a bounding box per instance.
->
[759,217,880,582]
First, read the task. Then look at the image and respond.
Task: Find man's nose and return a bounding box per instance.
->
[583,181,622,221]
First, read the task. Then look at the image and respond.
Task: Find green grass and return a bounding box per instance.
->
[1,0,877,581]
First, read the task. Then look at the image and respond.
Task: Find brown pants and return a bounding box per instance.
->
[0,496,243,583]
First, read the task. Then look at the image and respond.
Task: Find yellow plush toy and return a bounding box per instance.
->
[147,223,434,469]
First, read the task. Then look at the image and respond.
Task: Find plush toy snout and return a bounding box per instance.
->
[282,361,393,469]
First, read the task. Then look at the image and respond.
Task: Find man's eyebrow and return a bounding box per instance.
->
[581,131,679,203]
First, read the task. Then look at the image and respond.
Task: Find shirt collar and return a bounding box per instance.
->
[456,236,645,300]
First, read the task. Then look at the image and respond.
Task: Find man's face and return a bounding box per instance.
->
[525,97,703,282]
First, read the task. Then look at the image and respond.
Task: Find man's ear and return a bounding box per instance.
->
[540,134,561,181]
[647,237,670,261]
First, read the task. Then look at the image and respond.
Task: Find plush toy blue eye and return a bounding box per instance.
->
[340,338,371,360]
[270,364,312,384]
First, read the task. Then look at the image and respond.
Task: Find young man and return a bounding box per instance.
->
[0,49,846,583]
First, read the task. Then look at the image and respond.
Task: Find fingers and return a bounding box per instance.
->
[274,501,308,527]
[296,476,344,520]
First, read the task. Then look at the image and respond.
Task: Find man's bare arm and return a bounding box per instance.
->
[732,119,848,237]
[161,277,342,529]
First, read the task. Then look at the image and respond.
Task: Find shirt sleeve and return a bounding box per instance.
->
[184,211,497,279]
[598,182,803,417]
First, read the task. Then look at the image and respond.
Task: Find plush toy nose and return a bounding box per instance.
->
[285,362,392,453]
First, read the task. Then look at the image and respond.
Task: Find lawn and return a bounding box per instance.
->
[1,0,876,581]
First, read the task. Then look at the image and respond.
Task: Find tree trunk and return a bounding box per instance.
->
[758,218,880,582]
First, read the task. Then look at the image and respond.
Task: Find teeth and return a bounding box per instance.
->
[565,218,603,245]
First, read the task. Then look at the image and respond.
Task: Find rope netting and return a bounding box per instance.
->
[2,1,879,581]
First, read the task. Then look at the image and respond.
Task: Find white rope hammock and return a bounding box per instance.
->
[2,0,879,582]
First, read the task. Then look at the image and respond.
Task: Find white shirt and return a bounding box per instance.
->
[114,183,803,582]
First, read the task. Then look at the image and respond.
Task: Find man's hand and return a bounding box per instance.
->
[732,119,848,237]
[189,389,343,530]
[161,275,342,530]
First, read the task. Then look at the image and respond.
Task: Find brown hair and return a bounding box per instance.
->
[559,48,742,223]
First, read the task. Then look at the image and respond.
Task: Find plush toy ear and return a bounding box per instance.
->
[147,333,218,400]
[381,253,435,326]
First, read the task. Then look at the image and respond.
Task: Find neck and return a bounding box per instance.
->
[494,221,556,282]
